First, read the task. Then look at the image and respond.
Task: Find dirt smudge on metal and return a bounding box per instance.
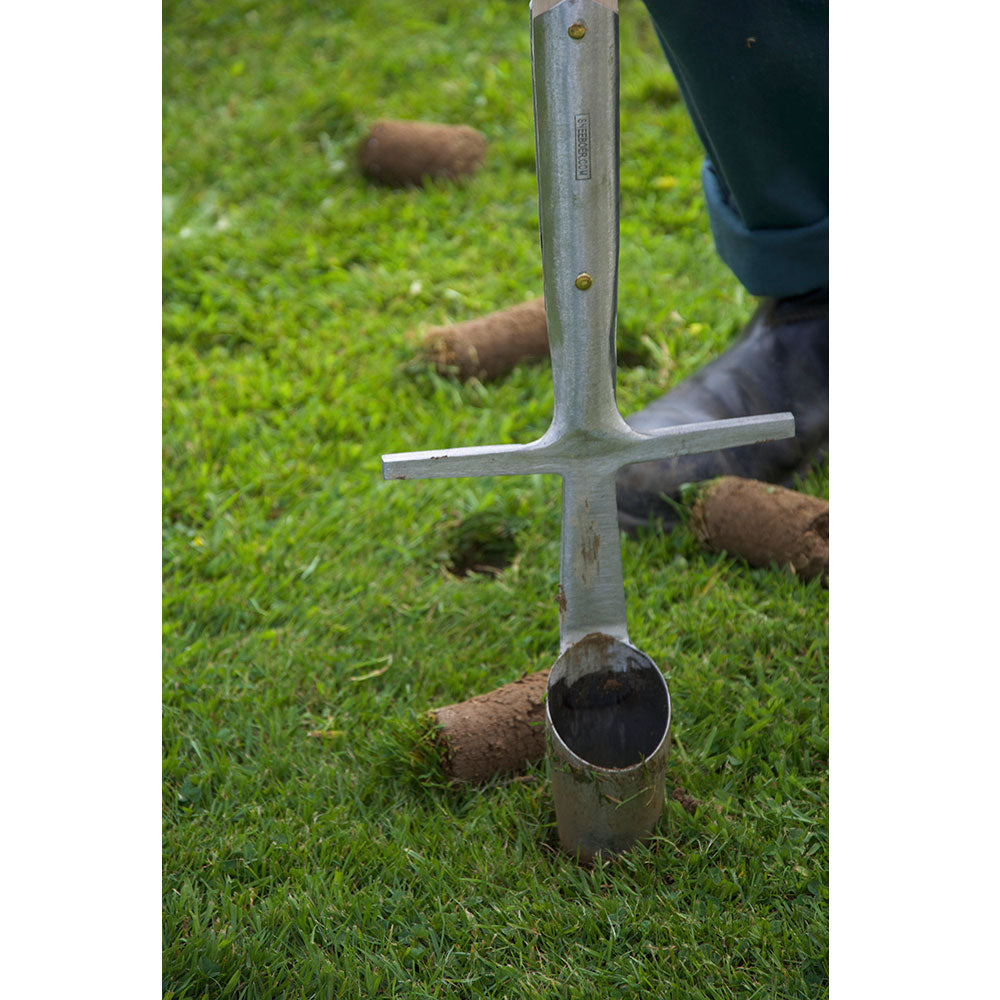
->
[578,521,600,583]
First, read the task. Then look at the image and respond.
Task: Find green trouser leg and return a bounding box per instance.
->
[642,0,828,297]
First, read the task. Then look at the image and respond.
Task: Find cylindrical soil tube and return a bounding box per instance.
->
[546,633,671,864]
[421,297,548,381]
[433,669,549,782]
[359,120,487,186]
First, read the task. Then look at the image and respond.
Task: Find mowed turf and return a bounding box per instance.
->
[163,2,829,997]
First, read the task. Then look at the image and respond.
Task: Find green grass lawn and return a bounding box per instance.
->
[163,2,828,996]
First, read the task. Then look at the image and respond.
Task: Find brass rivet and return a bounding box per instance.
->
[568,22,586,39]
[575,273,593,290]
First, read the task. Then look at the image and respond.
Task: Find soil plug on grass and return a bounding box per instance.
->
[431,669,549,782]
[359,119,487,186]
[421,297,548,381]
[690,476,829,583]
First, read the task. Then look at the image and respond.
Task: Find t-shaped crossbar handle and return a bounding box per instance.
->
[382,0,793,654]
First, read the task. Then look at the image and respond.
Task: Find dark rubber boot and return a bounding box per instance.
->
[616,288,829,532]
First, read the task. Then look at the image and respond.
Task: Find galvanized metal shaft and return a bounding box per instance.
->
[382,0,794,654]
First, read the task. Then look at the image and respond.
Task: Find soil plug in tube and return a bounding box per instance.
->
[546,634,670,863]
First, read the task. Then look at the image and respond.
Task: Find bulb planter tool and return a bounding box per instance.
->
[381,0,795,862]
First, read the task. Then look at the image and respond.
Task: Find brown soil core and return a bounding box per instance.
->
[433,669,548,782]
[691,477,828,583]
[359,120,486,186]
[421,298,548,382]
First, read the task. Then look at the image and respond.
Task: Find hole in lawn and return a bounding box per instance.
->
[445,511,519,577]
[615,319,657,369]
[616,348,652,368]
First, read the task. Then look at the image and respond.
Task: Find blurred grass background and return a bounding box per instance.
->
[163,1,828,996]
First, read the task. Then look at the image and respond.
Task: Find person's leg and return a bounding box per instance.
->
[617,1,829,531]
[641,0,828,297]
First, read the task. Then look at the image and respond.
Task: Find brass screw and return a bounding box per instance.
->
[568,22,586,39]
[575,273,593,290]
